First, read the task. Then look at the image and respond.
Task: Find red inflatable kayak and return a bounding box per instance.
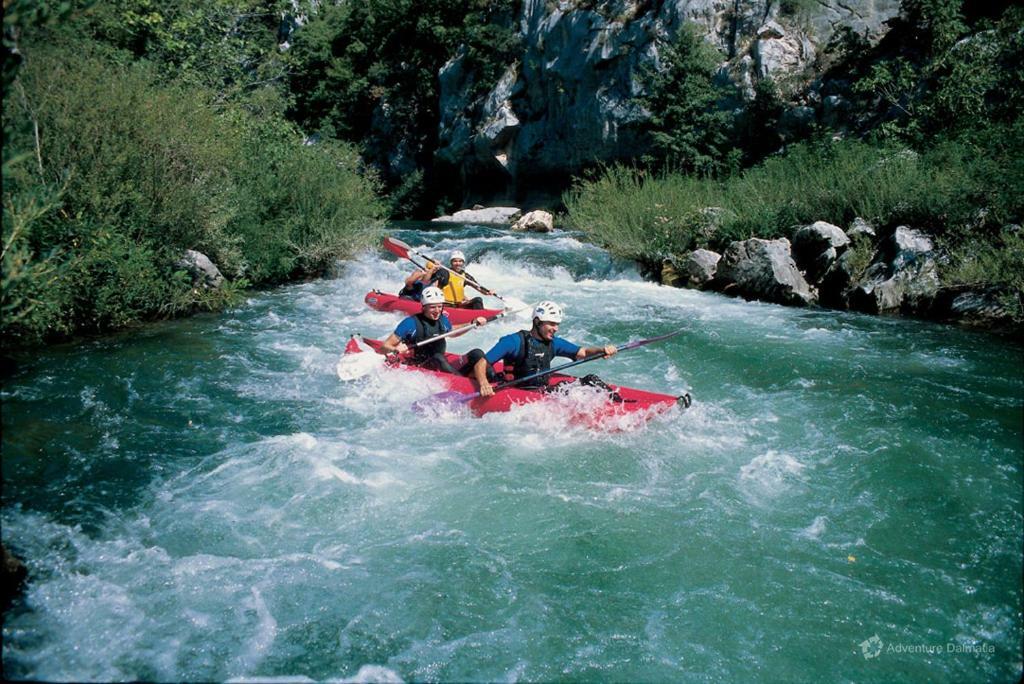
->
[364,291,505,325]
[344,336,688,425]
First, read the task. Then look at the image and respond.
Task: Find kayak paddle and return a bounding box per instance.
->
[383,236,508,304]
[413,328,685,410]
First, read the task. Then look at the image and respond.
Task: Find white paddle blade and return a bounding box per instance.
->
[336,351,385,380]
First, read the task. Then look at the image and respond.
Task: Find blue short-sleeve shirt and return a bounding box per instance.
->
[485,332,580,365]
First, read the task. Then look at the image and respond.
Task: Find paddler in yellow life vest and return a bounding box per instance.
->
[434,250,493,310]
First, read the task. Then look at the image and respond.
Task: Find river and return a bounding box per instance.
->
[2,225,1022,682]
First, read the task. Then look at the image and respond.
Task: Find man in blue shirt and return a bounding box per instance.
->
[468,300,616,396]
[381,286,487,373]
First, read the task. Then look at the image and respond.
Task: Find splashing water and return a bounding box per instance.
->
[2,225,1022,681]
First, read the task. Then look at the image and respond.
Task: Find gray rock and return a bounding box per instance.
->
[818,248,860,309]
[792,221,850,282]
[511,210,554,232]
[889,225,934,267]
[432,206,522,224]
[715,238,814,306]
[949,289,1012,326]
[778,105,817,140]
[922,284,1019,332]
[754,21,815,79]
[821,94,850,127]
[681,248,721,287]
[847,217,876,239]
[848,226,939,314]
[176,250,224,289]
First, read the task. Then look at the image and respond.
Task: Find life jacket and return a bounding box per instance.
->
[441,269,466,305]
[398,281,424,300]
[409,313,448,362]
[505,330,555,387]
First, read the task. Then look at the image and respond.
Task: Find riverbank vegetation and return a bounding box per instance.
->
[566,2,1023,322]
[3,1,385,347]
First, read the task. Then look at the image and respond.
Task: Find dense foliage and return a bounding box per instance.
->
[285,0,520,217]
[567,2,1024,321]
[2,1,384,346]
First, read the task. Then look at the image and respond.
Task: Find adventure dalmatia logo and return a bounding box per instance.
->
[859,635,994,659]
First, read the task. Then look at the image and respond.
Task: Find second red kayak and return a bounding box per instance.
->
[364,291,505,325]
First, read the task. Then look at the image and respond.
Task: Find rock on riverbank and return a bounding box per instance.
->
[655,219,1020,334]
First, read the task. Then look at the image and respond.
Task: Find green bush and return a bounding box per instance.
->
[225,113,385,283]
[563,166,721,257]
[8,46,242,264]
[72,0,289,104]
[2,39,384,345]
[945,226,1024,322]
[1,185,69,340]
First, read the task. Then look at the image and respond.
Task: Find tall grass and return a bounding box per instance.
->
[565,138,1004,258]
[565,132,1023,322]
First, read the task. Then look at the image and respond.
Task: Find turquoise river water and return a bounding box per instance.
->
[2,225,1022,682]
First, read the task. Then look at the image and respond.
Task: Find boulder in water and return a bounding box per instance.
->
[848,226,939,314]
[433,207,522,224]
[511,210,554,233]
[715,238,814,306]
[792,220,850,283]
[681,249,721,287]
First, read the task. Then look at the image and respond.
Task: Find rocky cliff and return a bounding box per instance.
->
[435,0,901,200]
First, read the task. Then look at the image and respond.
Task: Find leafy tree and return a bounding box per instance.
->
[737,78,786,165]
[24,0,293,111]
[845,1,1023,145]
[641,23,738,176]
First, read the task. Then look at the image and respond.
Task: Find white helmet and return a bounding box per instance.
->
[532,300,563,323]
[421,286,446,305]
[450,250,466,262]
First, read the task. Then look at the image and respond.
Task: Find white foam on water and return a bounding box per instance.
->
[227,677,316,684]
[799,515,829,540]
[738,451,807,502]
[338,665,404,683]
[231,586,278,674]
